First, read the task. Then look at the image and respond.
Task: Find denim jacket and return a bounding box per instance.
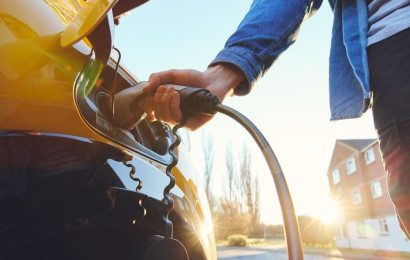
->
[210,0,370,121]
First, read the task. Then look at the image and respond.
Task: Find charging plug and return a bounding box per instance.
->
[113,82,221,129]
[113,82,149,129]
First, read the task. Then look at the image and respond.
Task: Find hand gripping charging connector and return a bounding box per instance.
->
[113,81,220,130]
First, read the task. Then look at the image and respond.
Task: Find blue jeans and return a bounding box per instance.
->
[368,28,410,238]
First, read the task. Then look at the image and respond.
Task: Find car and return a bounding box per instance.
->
[0,0,216,259]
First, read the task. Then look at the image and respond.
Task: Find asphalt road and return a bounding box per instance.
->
[217,246,346,260]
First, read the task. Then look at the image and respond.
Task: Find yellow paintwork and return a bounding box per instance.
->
[61,0,116,47]
[44,0,77,25]
[0,1,216,259]
[0,1,99,139]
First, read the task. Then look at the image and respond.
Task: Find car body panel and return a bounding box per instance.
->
[0,1,216,259]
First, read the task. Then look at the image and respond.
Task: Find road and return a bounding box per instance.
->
[217,245,347,260]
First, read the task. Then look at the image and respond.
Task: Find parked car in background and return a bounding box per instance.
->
[0,0,215,259]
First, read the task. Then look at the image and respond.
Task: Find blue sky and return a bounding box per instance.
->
[114,0,377,225]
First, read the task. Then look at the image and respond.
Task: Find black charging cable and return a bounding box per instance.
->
[177,88,304,260]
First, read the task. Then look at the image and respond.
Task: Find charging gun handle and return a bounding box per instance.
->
[113,81,149,130]
[171,85,221,116]
[113,81,220,129]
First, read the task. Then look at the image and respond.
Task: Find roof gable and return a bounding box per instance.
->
[327,139,377,174]
[338,139,376,151]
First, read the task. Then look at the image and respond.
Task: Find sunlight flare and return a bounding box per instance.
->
[313,197,340,225]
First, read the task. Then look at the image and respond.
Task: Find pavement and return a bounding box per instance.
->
[303,247,410,260]
[218,244,410,260]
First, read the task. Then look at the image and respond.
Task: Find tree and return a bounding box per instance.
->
[251,177,260,225]
[225,141,237,203]
[265,224,285,239]
[213,141,251,240]
[202,130,214,199]
[212,141,263,239]
[239,143,260,224]
[297,215,333,246]
[213,199,251,240]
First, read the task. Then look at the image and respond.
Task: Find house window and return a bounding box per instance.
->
[357,221,367,237]
[332,168,340,184]
[351,188,362,205]
[371,181,383,199]
[365,148,375,164]
[346,157,356,175]
[379,218,389,235]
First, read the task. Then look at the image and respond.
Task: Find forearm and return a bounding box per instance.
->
[210,0,323,95]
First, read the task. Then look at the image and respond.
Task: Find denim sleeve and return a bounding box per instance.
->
[209,0,323,95]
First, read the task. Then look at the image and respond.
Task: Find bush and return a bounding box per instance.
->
[297,215,333,246]
[228,234,248,246]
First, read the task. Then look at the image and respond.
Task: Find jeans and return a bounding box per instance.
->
[368,28,410,238]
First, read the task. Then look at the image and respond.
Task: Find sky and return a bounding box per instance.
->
[114,0,377,225]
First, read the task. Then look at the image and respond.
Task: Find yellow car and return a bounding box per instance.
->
[0,0,215,259]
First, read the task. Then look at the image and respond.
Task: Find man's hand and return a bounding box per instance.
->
[143,63,246,130]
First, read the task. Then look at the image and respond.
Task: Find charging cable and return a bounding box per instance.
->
[182,89,304,260]
[113,83,304,259]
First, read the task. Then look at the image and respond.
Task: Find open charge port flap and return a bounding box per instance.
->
[78,60,173,159]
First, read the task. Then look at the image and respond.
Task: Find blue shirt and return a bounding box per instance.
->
[210,0,370,121]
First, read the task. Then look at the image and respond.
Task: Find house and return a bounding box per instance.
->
[327,139,410,252]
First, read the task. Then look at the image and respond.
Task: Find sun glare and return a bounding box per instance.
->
[314,198,340,225]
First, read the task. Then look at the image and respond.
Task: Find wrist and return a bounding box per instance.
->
[206,63,246,98]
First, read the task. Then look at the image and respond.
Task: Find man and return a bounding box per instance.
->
[142,0,410,238]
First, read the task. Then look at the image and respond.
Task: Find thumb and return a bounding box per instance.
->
[144,69,208,92]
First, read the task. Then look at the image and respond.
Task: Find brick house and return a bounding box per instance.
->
[327,139,410,252]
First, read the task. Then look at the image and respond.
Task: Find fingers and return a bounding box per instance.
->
[144,96,155,122]
[159,87,174,123]
[143,69,207,94]
[170,92,182,123]
[153,85,166,121]
[143,86,212,130]
[142,68,214,130]
[143,72,164,93]
[144,85,181,125]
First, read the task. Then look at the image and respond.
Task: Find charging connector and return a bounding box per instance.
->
[172,86,221,116]
[113,82,220,129]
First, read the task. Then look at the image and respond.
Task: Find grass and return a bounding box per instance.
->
[216,238,285,247]
[215,240,229,247]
